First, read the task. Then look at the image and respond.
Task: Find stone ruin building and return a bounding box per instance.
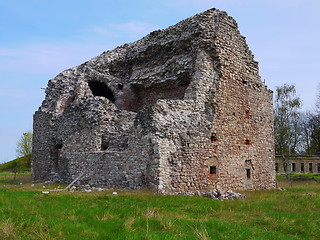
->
[32,8,276,194]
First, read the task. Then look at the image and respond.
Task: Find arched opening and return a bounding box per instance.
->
[88,80,116,102]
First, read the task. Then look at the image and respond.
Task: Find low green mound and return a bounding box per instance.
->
[0,154,31,172]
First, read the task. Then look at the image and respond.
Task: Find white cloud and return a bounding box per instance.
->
[164,0,320,11]
[91,26,113,36]
[110,21,158,37]
[91,21,159,39]
[0,43,113,75]
[0,21,158,76]
[164,0,247,9]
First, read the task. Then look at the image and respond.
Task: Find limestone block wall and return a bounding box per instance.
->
[211,14,275,190]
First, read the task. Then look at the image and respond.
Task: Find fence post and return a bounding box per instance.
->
[13,166,17,181]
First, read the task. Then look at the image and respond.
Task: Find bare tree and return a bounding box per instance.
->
[274,84,302,155]
[309,115,320,153]
[316,83,320,114]
[274,84,302,178]
[308,85,320,153]
[300,112,313,154]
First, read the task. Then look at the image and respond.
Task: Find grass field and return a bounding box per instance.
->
[0,174,319,239]
[0,172,31,184]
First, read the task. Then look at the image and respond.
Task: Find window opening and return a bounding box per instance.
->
[301,163,304,172]
[292,163,296,172]
[309,163,313,172]
[246,169,251,179]
[210,133,217,142]
[101,139,109,151]
[275,163,278,172]
[55,143,63,169]
[318,163,320,173]
[88,80,116,102]
[117,84,124,90]
[245,110,250,119]
[210,166,217,175]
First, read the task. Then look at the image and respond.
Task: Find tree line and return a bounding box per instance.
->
[274,83,320,156]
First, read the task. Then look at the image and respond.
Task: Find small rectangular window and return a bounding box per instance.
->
[210,133,217,142]
[275,163,278,172]
[309,163,313,172]
[292,163,296,172]
[245,110,250,119]
[246,169,251,179]
[301,163,304,172]
[210,166,217,174]
[283,163,287,172]
[318,163,320,172]
[54,143,63,169]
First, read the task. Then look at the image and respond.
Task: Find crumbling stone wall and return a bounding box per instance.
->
[32,8,275,193]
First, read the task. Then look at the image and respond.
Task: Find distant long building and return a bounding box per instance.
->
[275,154,320,174]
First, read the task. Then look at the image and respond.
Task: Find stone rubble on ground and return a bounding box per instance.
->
[179,190,245,200]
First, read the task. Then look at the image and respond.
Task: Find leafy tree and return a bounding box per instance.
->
[16,132,33,157]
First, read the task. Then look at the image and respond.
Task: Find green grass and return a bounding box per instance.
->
[0,155,31,172]
[0,175,319,239]
[277,173,320,181]
[0,172,31,184]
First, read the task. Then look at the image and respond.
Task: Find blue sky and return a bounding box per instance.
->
[1,0,319,163]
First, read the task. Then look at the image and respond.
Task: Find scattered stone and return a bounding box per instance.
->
[179,190,244,200]
[112,192,118,195]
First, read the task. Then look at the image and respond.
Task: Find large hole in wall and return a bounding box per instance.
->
[120,77,191,112]
[88,80,116,102]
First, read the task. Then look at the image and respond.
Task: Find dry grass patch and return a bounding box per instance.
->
[0,219,16,239]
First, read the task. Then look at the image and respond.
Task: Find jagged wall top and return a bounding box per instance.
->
[40,8,260,115]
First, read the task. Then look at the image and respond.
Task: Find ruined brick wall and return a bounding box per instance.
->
[32,8,275,193]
